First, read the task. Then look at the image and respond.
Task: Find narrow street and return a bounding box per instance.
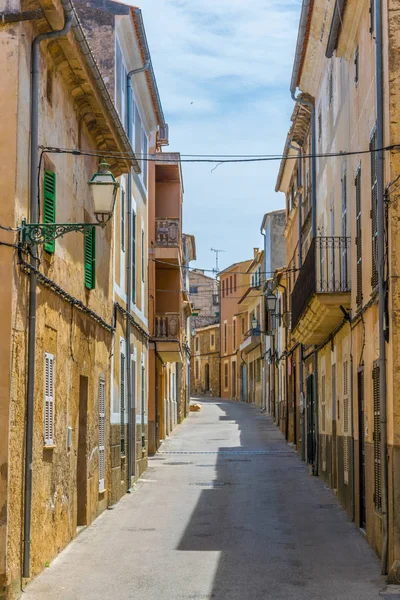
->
[24,398,383,600]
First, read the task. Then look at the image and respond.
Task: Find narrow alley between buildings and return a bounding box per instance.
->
[23,398,384,600]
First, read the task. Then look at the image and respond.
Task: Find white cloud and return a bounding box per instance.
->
[128,0,300,270]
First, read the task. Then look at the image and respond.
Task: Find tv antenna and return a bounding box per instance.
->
[210,248,225,273]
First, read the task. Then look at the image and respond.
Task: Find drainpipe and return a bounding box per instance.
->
[24,7,73,579]
[375,0,388,575]
[260,223,268,412]
[125,60,150,490]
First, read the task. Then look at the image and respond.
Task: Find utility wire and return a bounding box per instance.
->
[39,144,400,165]
[151,257,296,276]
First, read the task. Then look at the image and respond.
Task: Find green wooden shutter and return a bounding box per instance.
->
[84,227,96,290]
[373,361,382,512]
[44,170,56,254]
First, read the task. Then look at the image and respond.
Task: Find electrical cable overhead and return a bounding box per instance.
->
[150,257,298,276]
[39,144,400,165]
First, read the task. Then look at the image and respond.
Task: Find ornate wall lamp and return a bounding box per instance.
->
[21,160,119,246]
[266,291,292,330]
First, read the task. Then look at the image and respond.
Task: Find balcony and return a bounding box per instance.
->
[154,313,182,362]
[291,237,351,345]
[155,313,180,339]
[239,329,261,354]
[155,218,181,263]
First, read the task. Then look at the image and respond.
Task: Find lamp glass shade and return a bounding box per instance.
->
[266,292,277,314]
[252,317,258,330]
[89,161,119,215]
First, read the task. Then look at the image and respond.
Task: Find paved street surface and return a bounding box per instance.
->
[24,398,384,600]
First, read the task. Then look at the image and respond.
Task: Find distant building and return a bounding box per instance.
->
[191,322,220,397]
[189,270,219,318]
[238,250,265,407]
[219,258,253,400]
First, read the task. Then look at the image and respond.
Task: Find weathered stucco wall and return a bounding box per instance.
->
[0,6,126,596]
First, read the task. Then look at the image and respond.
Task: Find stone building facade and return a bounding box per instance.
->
[273,0,400,577]
[191,323,220,397]
[189,270,219,318]
[74,0,160,504]
[0,0,137,596]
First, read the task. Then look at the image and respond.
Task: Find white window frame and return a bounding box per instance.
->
[141,126,148,188]
[120,179,126,290]
[115,39,127,126]
[44,352,55,446]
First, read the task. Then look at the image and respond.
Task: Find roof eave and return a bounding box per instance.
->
[290,0,314,95]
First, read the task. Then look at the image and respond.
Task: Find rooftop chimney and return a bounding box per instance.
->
[253,247,259,258]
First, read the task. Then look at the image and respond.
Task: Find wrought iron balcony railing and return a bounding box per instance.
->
[291,236,351,330]
[155,313,180,339]
[155,218,181,247]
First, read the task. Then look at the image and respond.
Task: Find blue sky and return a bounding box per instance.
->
[134,0,301,272]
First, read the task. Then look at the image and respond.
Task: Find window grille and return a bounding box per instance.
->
[343,359,350,484]
[98,379,106,492]
[120,352,126,455]
[321,372,327,471]
[373,362,382,512]
[44,353,55,446]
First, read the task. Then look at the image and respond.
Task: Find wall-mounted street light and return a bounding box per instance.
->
[21,160,119,246]
[89,160,120,222]
[266,291,278,314]
[266,290,291,330]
